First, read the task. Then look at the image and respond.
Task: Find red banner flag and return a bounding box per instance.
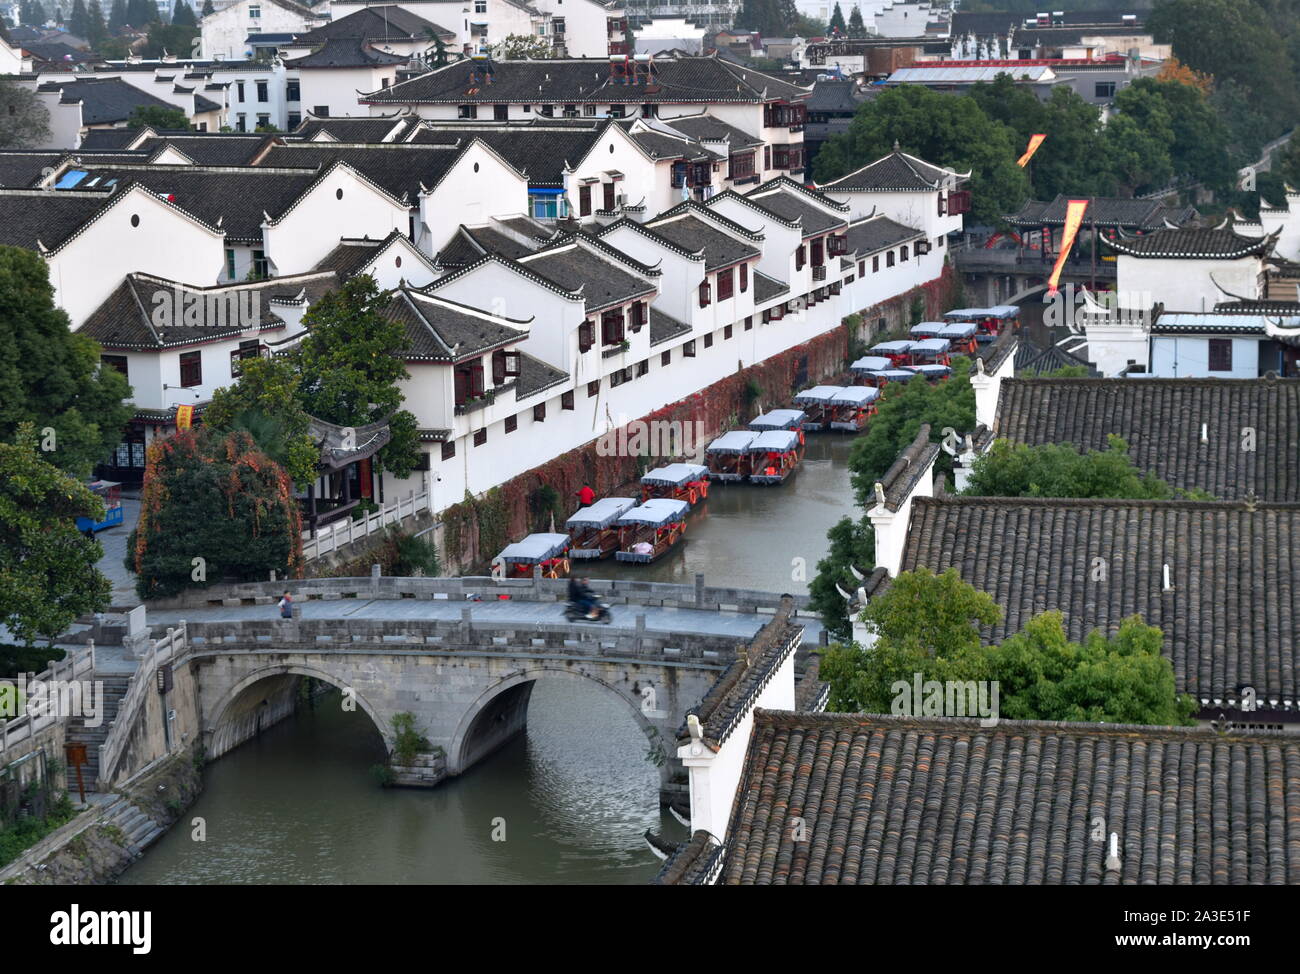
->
[175,404,194,430]
[1047,199,1089,297]
[1017,133,1047,168]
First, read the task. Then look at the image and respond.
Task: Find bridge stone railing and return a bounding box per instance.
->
[145,573,811,617]
[0,644,97,762]
[175,615,743,665]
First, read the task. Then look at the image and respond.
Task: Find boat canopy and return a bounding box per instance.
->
[618,498,690,527]
[829,386,879,407]
[565,497,637,531]
[869,340,914,354]
[793,385,842,405]
[497,532,570,564]
[748,429,800,453]
[944,305,1019,320]
[748,408,807,430]
[910,337,951,354]
[641,462,709,487]
[909,322,947,337]
[705,430,757,454]
[906,364,953,378]
[880,369,919,382]
[938,321,978,339]
[850,355,893,372]
[984,304,1020,319]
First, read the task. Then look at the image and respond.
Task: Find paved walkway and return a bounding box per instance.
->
[96,492,141,607]
[145,596,826,645]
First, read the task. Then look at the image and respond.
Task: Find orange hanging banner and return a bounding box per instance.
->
[1017,133,1047,167]
[175,404,194,430]
[1047,198,1089,297]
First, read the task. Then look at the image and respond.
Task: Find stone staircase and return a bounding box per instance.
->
[98,795,167,858]
[63,675,132,795]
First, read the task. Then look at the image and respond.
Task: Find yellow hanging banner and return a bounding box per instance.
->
[175,404,194,430]
[1047,199,1089,297]
[1017,133,1047,167]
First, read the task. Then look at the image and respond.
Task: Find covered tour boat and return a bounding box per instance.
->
[640,462,710,505]
[495,533,571,578]
[792,386,841,431]
[748,429,803,484]
[909,337,952,365]
[938,321,979,355]
[748,408,807,432]
[944,305,1020,342]
[827,386,879,431]
[75,480,124,535]
[614,498,690,563]
[704,430,757,481]
[909,321,947,339]
[850,355,893,386]
[566,497,638,559]
[868,340,914,366]
[905,364,954,381]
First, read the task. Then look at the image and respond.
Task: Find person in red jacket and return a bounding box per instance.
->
[575,484,596,507]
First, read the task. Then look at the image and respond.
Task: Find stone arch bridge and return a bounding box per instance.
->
[137,575,817,805]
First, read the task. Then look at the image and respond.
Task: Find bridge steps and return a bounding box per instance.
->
[64,675,132,795]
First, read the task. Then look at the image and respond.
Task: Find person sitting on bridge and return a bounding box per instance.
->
[568,574,598,618]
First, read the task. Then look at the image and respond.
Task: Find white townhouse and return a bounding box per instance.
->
[278,5,458,63]
[201,0,327,61]
[1255,189,1300,264]
[815,146,972,239]
[16,74,225,148]
[329,0,537,56]
[359,53,812,182]
[253,137,530,256]
[283,39,410,120]
[0,184,228,329]
[535,0,628,58]
[44,158,412,281]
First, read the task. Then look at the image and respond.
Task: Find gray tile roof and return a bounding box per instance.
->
[138,134,274,167]
[515,350,568,398]
[362,54,811,106]
[311,229,436,280]
[406,120,605,187]
[627,129,711,161]
[291,5,454,43]
[901,495,1300,710]
[1007,194,1197,230]
[0,188,112,250]
[52,163,323,242]
[844,213,923,255]
[818,149,965,192]
[642,211,760,270]
[742,184,848,236]
[705,710,1300,884]
[78,271,338,349]
[649,306,691,346]
[283,37,408,69]
[752,270,789,304]
[257,141,466,200]
[659,113,763,148]
[1013,339,1098,376]
[993,377,1300,500]
[38,76,177,125]
[386,288,526,362]
[519,240,656,312]
[291,115,413,142]
[1106,227,1278,259]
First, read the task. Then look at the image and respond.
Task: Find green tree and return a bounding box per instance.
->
[293,275,419,477]
[807,513,875,641]
[0,80,51,148]
[128,428,303,599]
[86,0,106,45]
[127,103,190,129]
[0,427,112,649]
[141,20,197,57]
[170,0,195,26]
[847,356,975,507]
[962,435,1210,500]
[108,0,125,29]
[0,246,133,477]
[67,0,88,36]
[1114,78,1233,190]
[125,0,155,25]
[424,25,447,65]
[736,0,783,35]
[828,1,846,33]
[201,0,213,15]
[1099,112,1172,195]
[847,6,865,37]
[205,354,319,487]
[815,84,1030,225]
[821,569,1197,725]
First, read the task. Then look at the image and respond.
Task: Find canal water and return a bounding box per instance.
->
[119,432,860,884]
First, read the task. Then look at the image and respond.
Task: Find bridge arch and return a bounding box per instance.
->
[205,662,389,760]
[448,665,664,778]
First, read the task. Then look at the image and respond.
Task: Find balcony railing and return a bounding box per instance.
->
[454,388,496,415]
[812,264,827,281]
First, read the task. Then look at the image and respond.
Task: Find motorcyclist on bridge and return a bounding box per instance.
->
[567,575,599,620]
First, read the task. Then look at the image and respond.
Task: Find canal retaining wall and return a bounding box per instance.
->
[1,749,201,885]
